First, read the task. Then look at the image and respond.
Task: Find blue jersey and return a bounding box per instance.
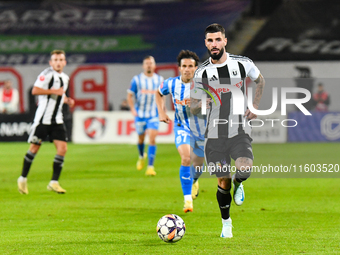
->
[159,76,206,139]
[128,72,164,118]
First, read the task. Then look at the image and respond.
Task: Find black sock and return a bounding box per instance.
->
[21,151,36,177]
[52,155,64,181]
[235,168,252,184]
[216,185,232,220]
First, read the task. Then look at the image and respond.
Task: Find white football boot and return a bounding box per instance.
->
[232,174,245,206]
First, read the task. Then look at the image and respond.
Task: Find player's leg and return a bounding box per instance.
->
[218,177,233,238]
[18,123,45,194]
[135,117,147,171]
[47,124,68,194]
[177,143,193,213]
[230,135,253,206]
[174,126,193,212]
[145,117,159,176]
[190,145,204,200]
[205,138,233,237]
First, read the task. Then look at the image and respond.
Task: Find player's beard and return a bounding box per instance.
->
[208,47,224,60]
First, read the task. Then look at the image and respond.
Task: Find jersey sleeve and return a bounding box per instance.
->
[246,61,261,81]
[34,70,53,89]
[159,79,170,96]
[191,70,204,99]
[127,76,137,94]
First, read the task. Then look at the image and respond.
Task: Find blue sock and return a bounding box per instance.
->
[180,165,192,196]
[148,145,156,166]
[191,164,203,181]
[137,143,144,157]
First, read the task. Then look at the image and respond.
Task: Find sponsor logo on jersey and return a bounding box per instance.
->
[140,89,156,94]
[39,75,45,81]
[84,117,106,139]
[175,98,190,106]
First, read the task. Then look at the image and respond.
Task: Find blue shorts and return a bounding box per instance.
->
[135,116,160,135]
[174,125,190,149]
[190,134,205,158]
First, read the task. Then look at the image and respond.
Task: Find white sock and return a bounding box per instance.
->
[49,180,58,185]
[222,218,231,224]
[184,195,192,202]
[18,176,27,182]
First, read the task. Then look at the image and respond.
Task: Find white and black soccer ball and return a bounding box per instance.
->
[156,214,186,243]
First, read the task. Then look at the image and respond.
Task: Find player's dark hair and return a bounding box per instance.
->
[50,49,66,56]
[205,23,226,37]
[177,50,199,67]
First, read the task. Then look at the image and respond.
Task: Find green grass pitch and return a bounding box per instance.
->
[0,142,339,254]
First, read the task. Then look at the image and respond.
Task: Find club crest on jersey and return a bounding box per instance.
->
[232,69,238,76]
[84,117,106,139]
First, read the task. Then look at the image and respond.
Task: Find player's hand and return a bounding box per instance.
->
[131,108,138,117]
[51,87,64,96]
[66,97,75,108]
[199,98,212,109]
[159,113,171,124]
[186,98,191,107]
[244,104,258,120]
[206,98,212,109]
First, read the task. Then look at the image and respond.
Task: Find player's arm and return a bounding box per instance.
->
[63,96,75,108]
[190,98,201,115]
[155,91,170,124]
[127,92,137,117]
[245,73,265,120]
[32,86,64,96]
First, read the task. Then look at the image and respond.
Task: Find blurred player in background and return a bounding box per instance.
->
[127,56,164,176]
[17,50,75,194]
[0,79,19,114]
[313,83,330,111]
[192,24,265,237]
[156,50,205,213]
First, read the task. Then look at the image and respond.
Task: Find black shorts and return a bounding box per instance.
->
[205,134,253,177]
[28,123,68,145]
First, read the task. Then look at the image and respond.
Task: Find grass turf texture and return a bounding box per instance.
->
[0,142,339,254]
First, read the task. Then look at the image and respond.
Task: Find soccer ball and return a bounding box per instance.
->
[156,214,186,242]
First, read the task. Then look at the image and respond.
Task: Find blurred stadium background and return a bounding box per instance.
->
[0,0,339,144]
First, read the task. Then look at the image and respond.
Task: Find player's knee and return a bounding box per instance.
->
[58,145,67,156]
[29,144,40,154]
[218,177,231,190]
[235,157,253,171]
[181,155,190,166]
[235,157,252,182]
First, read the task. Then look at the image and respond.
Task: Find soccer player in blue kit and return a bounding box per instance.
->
[127,56,164,176]
[156,50,205,213]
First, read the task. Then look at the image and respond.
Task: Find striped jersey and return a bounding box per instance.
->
[192,53,260,139]
[33,67,69,125]
[128,72,164,118]
[159,76,206,139]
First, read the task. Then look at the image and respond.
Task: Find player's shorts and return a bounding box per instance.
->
[135,116,160,135]
[190,134,205,158]
[28,123,68,145]
[205,134,253,178]
[174,125,190,149]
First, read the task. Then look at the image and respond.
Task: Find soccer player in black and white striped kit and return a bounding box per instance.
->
[17,50,75,194]
[191,24,265,238]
